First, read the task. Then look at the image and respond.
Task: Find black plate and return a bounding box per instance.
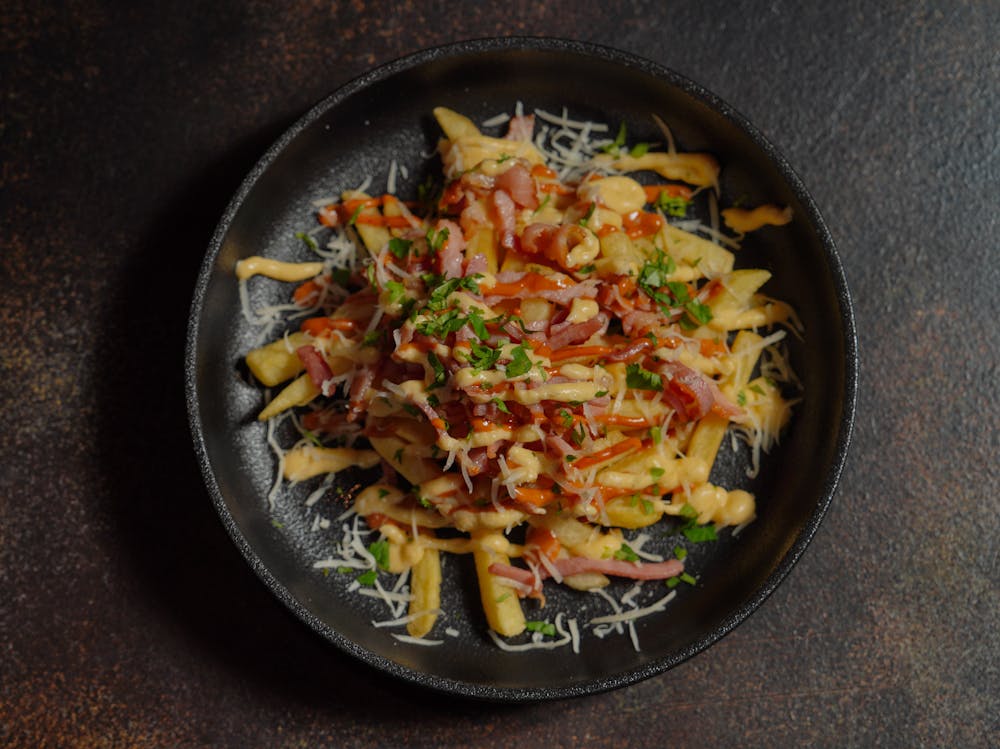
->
[186,38,857,701]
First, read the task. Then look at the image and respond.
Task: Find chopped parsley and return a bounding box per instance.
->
[355,570,378,586]
[650,425,663,444]
[625,363,663,391]
[577,264,596,275]
[682,523,718,543]
[655,191,691,217]
[613,543,640,562]
[630,142,651,157]
[737,391,747,407]
[492,397,511,414]
[750,383,767,396]
[361,330,381,347]
[468,341,501,372]
[347,204,364,226]
[533,193,552,214]
[384,280,407,306]
[427,351,447,389]
[418,496,433,509]
[504,344,533,377]
[674,545,687,560]
[599,121,627,156]
[295,231,319,251]
[468,308,489,340]
[388,237,412,260]
[424,274,482,311]
[525,620,557,636]
[425,226,450,253]
[650,466,665,483]
[368,540,390,570]
[578,202,596,225]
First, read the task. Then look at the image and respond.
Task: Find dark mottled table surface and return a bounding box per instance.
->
[2,2,997,747]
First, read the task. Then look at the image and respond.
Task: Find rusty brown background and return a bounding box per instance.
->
[2,1,997,747]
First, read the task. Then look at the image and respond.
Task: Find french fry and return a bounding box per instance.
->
[707,269,771,331]
[407,547,442,638]
[659,224,734,277]
[466,225,498,272]
[342,190,390,257]
[282,446,380,481]
[433,107,481,140]
[245,332,310,386]
[685,331,764,482]
[473,545,526,637]
[257,373,319,421]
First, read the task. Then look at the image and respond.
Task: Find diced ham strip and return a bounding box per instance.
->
[296,345,333,389]
[488,555,684,591]
[505,114,535,142]
[494,163,538,210]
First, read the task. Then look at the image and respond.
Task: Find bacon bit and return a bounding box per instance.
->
[490,189,518,251]
[572,437,642,470]
[642,184,693,203]
[296,345,334,389]
[604,338,653,363]
[494,163,539,210]
[300,317,356,336]
[505,114,536,142]
[622,210,664,239]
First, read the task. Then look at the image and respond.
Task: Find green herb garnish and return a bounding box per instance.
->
[625,363,663,391]
[525,620,557,636]
[504,344,532,377]
[613,543,640,562]
[295,231,318,251]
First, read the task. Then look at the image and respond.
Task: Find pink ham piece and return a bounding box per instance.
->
[546,314,607,350]
[505,114,535,142]
[488,556,684,590]
[494,163,538,210]
[655,360,743,421]
[435,219,466,279]
[490,189,518,251]
[296,345,333,390]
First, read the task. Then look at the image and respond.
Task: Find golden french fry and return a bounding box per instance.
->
[407,548,441,638]
[342,190,390,257]
[433,107,481,140]
[245,332,310,386]
[466,225,497,273]
[659,224,734,277]
[685,330,764,482]
[473,547,526,637]
[257,373,319,421]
